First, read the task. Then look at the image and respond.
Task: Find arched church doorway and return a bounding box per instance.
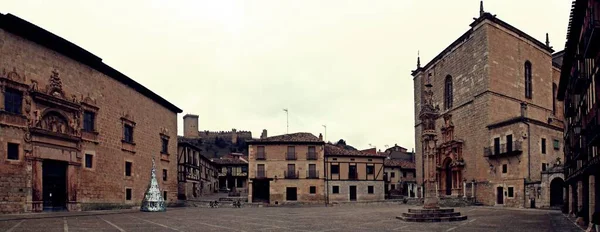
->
[550,177,564,207]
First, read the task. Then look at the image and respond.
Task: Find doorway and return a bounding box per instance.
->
[286,187,297,201]
[497,186,504,205]
[550,178,565,207]
[252,180,270,203]
[349,186,357,201]
[43,160,68,211]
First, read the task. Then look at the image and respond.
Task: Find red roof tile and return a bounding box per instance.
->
[384,159,416,169]
[248,132,324,144]
[325,144,386,158]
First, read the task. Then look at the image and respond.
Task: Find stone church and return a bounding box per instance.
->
[412,3,565,208]
[0,13,181,213]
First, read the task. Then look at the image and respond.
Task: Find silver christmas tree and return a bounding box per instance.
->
[140,157,166,212]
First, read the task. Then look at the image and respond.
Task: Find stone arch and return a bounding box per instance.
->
[550,177,565,207]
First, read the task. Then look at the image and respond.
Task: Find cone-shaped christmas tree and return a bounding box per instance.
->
[140,157,166,212]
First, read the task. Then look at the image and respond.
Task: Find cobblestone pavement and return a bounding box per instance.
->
[0,205,582,232]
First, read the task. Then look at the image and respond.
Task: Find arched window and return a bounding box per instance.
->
[552,83,557,115]
[444,75,453,110]
[525,61,532,99]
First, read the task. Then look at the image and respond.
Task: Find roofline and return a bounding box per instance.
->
[325,154,387,158]
[247,141,325,145]
[0,13,182,113]
[558,0,587,100]
[413,13,553,77]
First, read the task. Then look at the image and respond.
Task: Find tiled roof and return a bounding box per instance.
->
[211,155,248,165]
[384,159,416,169]
[325,144,386,158]
[360,148,377,155]
[248,132,324,144]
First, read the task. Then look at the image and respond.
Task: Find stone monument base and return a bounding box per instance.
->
[396,208,467,222]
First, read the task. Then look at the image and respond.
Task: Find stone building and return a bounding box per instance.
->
[412,3,564,208]
[247,132,325,204]
[557,0,600,223]
[325,143,386,203]
[177,140,219,200]
[212,153,249,194]
[0,13,182,213]
[182,114,252,158]
[383,159,417,198]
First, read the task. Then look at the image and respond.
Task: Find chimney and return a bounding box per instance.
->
[183,114,199,138]
[232,128,238,144]
[318,133,323,141]
[260,129,267,139]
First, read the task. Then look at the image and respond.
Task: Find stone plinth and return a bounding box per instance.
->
[397,208,467,222]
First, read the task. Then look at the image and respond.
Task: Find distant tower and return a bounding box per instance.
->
[183,114,199,138]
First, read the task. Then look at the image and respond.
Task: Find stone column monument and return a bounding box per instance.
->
[397,79,466,222]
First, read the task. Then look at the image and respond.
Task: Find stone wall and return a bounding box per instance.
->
[0,26,179,213]
[327,181,384,202]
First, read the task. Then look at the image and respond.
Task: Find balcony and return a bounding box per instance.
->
[286,152,297,160]
[586,108,600,146]
[306,152,318,160]
[256,152,266,160]
[306,170,319,179]
[348,172,358,180]
[256,170,267,179]
[284,170,299,179]
[484,141,523,158]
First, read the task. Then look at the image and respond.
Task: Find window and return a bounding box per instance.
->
[390,172,395,178]
[163,191,167,201]
[286,164,296,178]
[85,154,93,168]
[332,186,339,194]
[368,186,374,194]
[83,111,95,132]
[257,164,265,178]
[126,188,132,200]
[7,143,19,160]
[308,164,317,178]
[161,138,168,154]
[241,166,248,173]
[286,146,296,160]
[508,187,514,198]
[494,137,501,155]
[307,146,316,160]
[331,164,339,174]
[237,179,244,188]
[552,83,557,114]
[541,138,546,154]
[542,163,547,171]
[502,164,508,174]
[123,125,134,143]
[257,146,265,159]
[4,88,22,114]
[444,75,453,110]
[403,172,407,178]
[525,61,532,99]
[125,161,132,176]
[553,139,560,150]
[506,135,513,152]
[286,187,297,201]
[163,169,168,181]
[310,186,316,194]
[366,165,374,175]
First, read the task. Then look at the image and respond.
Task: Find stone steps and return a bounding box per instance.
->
[397,208,467,222]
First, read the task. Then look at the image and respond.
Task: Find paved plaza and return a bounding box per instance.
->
[0,205,582,232]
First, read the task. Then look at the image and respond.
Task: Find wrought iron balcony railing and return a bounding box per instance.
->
[306,170,319,179]
[286,152,297,160]
[284,170,299,179]
[306,152,318,160]
[484,141,523,158]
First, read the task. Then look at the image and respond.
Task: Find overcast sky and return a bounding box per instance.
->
[2,0,571,151]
